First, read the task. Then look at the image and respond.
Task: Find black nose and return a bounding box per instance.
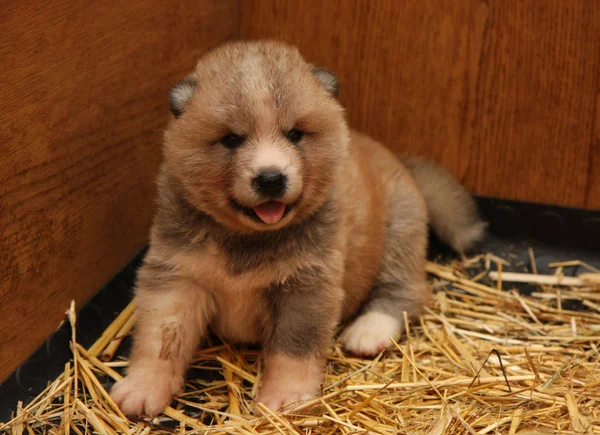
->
[252,170,287,198]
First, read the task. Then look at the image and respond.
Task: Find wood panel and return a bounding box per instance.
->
[589,92,600,210]
[0,0,239,381]
[241,0,600,209]
[472,2,600,210]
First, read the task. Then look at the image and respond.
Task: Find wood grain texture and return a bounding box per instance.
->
[0,0,239,381]
[241,0,600,209]
[589,91,600,210]
[471,2,600,209]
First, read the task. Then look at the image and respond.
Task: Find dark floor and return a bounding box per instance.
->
[1,197,598,422]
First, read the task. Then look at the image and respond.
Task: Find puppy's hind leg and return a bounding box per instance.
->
[341,174,430,356]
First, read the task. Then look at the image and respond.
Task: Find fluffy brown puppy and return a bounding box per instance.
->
[110,40,486,417]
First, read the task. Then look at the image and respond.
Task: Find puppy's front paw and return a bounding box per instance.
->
[340,311,401,356]
[110,365,183,417]
[257,388,314,413]
[256,354,323,412]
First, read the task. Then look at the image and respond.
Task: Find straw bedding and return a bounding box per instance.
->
[2,253,600,434]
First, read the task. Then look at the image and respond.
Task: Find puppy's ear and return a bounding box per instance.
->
[311,66,339,97]
[168,75,198,118]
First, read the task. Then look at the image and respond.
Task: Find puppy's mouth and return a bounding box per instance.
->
[230,198,295,225]
[252,200,287,224]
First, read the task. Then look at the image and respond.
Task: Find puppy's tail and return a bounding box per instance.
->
[400,156,487,253]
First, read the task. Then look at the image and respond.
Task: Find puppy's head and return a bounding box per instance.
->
[163,40,349,232]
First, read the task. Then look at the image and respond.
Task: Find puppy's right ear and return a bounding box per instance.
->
[311,66,339,98]
[168,75,198,118]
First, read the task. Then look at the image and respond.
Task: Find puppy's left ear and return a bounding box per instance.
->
[311,66,339,97]
[168,74,198,118]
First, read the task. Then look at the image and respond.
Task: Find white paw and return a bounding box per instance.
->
[340,312,402,356]
[110,365,183,417]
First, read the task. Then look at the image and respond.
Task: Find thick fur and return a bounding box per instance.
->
[401,156,487,253]
[111,40,485,417]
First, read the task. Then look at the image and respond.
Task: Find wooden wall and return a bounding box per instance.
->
[241,0,600,210]
[0,0,239,381]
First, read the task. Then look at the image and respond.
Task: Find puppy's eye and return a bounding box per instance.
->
[220,133,245,149]
[285,129,304,144]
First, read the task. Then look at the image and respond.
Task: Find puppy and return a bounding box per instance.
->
[110,40,486,417]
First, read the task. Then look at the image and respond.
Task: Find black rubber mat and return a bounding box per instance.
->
[1,196,598,421]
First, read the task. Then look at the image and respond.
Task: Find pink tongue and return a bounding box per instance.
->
[253,201,286,224]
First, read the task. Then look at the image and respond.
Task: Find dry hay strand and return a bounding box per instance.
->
[2,255,600,434]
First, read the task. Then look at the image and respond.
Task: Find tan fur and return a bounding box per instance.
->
[401,156,487,253]
[111,40,485,417]
[163,41,348,233]
[258,353,324,411]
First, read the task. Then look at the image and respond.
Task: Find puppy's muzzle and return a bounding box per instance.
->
[253,170,287,198]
